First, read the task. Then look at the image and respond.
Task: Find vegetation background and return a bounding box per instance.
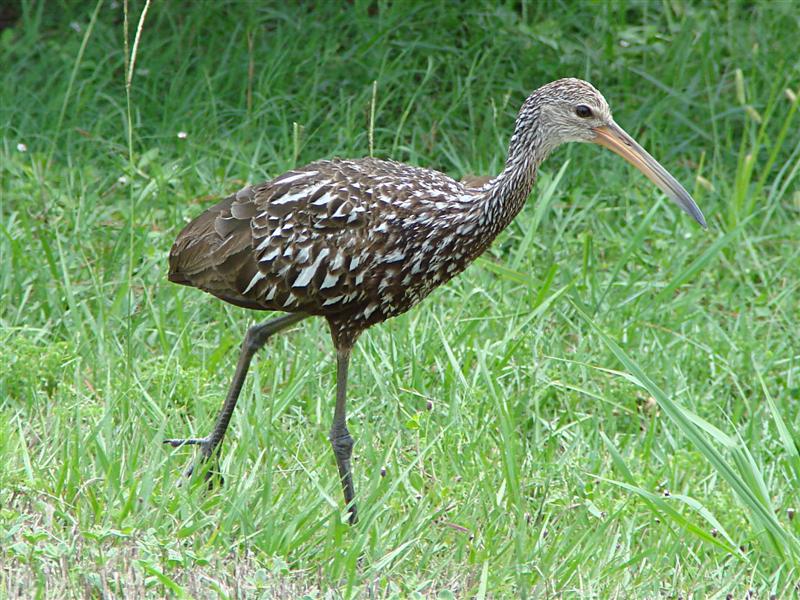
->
[1,0,799,597]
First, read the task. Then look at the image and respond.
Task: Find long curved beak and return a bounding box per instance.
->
[592,122,707,228]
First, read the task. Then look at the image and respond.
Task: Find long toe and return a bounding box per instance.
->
[204,464,224,490]
[164,437,208,448]
[182,462,196,479]
[174,454,224,490]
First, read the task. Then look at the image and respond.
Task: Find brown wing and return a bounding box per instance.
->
[168,161,374,314]
[168,187,267,310]
[169,157,476,319]
[242,160,373,313]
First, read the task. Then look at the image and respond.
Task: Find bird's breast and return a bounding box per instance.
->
[337,218,482,326]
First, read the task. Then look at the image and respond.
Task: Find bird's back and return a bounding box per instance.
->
[169,158,482,328]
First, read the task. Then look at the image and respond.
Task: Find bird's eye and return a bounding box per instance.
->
[575,105,593,118]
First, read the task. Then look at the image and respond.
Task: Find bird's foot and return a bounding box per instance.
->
[163,437,224,489]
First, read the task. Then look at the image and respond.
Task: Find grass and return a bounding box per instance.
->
[2,0,800,597]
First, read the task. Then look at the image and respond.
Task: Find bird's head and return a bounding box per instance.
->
[517,78,706,228]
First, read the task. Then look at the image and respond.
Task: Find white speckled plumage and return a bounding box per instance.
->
[170,153,535,346]
[170,78,706,349]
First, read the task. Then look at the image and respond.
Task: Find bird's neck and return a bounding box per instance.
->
[467,125,554,242]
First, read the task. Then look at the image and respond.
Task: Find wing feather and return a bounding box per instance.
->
[169,157,472,318]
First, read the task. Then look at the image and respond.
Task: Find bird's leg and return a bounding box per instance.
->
[165,312,307,485]
[330,346,358,524]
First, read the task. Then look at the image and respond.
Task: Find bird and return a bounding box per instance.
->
[164,78,706,525]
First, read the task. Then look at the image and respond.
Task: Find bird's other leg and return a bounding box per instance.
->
[164,312,308,485]
[330,345,358,524]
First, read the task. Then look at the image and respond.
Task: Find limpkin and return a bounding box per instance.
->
[165,78,706,524]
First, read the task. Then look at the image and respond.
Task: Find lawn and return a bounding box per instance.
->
[1,1,799,597]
